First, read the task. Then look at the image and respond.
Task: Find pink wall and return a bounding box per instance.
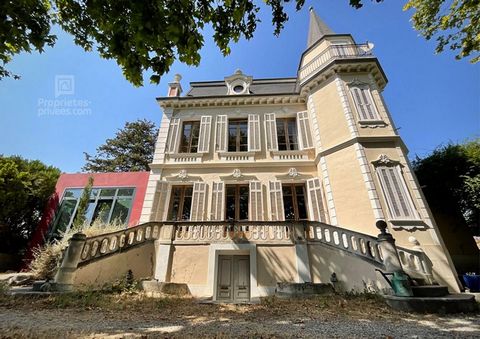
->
[24,171,150,264]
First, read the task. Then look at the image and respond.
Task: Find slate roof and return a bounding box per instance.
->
[186,78,298,97]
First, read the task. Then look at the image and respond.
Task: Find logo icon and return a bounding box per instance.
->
[55,75,75,97]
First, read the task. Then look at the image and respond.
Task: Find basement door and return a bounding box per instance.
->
[216,255,250,302]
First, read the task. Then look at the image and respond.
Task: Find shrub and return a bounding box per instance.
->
[29,219,126,280]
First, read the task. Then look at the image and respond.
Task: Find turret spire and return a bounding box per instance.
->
[307,7,334,48]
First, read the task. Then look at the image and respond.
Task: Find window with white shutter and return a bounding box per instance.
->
[269,181,285,221]
[215,115,228,152]
[248,114,261,152]
[210,182,225,221]
[349,86,380,121]
[306,178,326,222]
[190,182,207,221]
[197,116,212,153]
[166,118,180,154]
[376,166,416,219]
[249,181,263,221]
[152,181,169,221]
[296,111,313,150]
[265,113,278,151]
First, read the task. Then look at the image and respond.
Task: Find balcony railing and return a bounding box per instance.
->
[299,43,373,85]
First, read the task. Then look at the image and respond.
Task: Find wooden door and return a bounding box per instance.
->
[217,255,250,301]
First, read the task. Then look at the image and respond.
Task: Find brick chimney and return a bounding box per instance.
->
[167,74,182,97]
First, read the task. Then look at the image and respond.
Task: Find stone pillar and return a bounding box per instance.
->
[154,224,175,282]
[293,223,311,283]
[54,233,86,291]
[376,220,403,273]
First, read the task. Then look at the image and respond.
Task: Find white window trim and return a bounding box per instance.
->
[348,81,383,123]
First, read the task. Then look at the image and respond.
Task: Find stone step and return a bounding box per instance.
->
[384,293,478,314]
[275,282,334,298]
[140,280,191,296]
[411,285,449,297]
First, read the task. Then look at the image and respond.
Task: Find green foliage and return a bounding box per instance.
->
[404,0,479,63]
[83,119,158,172]
[72,176,93,231]
[413,139,480,234]
[0,155,60,257]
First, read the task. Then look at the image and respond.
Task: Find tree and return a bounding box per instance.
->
[72,176,93,231]
[0,156,60,258]
[412,139,480,235]
[1,1,477,86]
[83,119,158,172]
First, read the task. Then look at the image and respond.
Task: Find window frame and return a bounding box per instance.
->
[225,184,249,221]
[348,84,382,122]
[227,119,248,152]
[276,117,299,151]
[167,185,194,221]
[282,183,308,221]
[179,120,201,153]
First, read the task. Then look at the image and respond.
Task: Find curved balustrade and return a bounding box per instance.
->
[299,43,373,85]
[306,222,384,267]
[397,247,434,284]
[78,222,162,265]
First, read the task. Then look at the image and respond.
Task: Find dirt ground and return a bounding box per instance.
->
[0,291,479,338]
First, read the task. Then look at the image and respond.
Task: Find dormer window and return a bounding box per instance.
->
[225,69,252,95]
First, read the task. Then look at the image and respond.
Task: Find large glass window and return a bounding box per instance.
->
[48,187,135,239]
[168,185,193,221]
[276,118,299,151]
[228,120,248,152]
[282,184,308,220]
[179,121,200,153]
[225,185,249,220]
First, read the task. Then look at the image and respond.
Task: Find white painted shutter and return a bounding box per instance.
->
[249,181,263,221]
[165,118,180,154]
[377,166,415,219]
[198,116,212,153]
[248,114,261,152]
[306,178,326,222]
[190,182,207,221]
[215,115,228,152]
[210,182,225,221]
[265,113,278,151]
[152,181,169,221]
[351,87,378,121]
[296,111,313,150]
[269,181,285,221]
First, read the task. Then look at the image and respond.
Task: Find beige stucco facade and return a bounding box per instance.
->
[135,12,461,300]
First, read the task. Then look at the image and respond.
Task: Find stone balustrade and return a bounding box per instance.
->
[397,246,434,284]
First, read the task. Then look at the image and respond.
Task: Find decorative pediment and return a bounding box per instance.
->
[165,169,202,182]
[347,78,370,88]
[276,167,313,181]
[371,154,401,167]
[225,69,253,95]
[220,168,257,181]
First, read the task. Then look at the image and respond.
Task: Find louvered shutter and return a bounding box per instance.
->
[269,181,285,221]
[210,182,225,221]
[249,181,263,221]
[248,114,261,152]
[265,113,278,151]
[351,87,379,121]
[215,115,228,152]
[198,116,212,153]
[166,118,180,154]
[152,181,169,221]
[296,111,313,150]
[306,178,326,222]
[377,167,415,219]
[190,182,207,221]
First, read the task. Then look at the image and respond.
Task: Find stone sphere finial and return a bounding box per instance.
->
[408,236,420,246]
[375,220,388,234]
[173,74,182,83]
[309,6,314,12]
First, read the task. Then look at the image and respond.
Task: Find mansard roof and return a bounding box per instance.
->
[185,77,298,97]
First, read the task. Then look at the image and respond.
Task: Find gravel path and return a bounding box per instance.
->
[1,305,479,338]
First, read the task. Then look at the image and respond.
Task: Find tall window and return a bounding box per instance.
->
[225,184,249,220]
[376,165,416,219]
[179,121,200,153]
[168,185,193,221]
[349,85,380,121]
[282,184,308,220]
[48,187,135,239]
[228,120,248,152]
[276,118,299,151]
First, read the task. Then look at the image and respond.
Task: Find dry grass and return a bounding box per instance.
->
[28,220,126,280]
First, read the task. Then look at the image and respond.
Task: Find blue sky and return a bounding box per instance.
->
[0,1,478,173]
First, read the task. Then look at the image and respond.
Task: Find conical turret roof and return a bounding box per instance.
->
[307,7,334,48]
